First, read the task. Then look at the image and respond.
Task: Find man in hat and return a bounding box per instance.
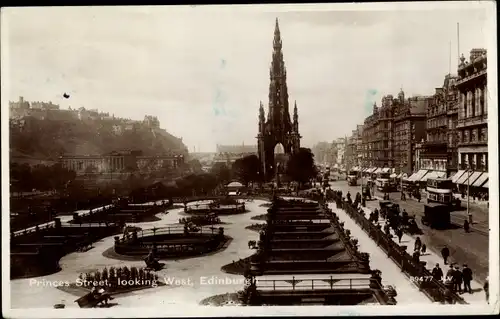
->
[432,263,443,282]
[463,219,470,233]
[462,264,473,293]
[441,246,450,265]
[453,265,463,293]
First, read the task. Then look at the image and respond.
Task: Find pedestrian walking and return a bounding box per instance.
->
[441,246,450,265]
[412,250,420,263]
[421,243,427,254]
[414,237,422,252]
[432,263,443,281]
[445,265,455,292]
[464,219,470,233]
[453,265,463,293]
[384,224,391,236]
[396,228,403,243]
[462,264,473,294]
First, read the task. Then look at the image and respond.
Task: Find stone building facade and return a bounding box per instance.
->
[456,49,488,171]
[60,150,184,175]
[394,93,428,174]
[419,74,459,176]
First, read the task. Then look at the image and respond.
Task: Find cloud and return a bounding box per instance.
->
[3,5,491,151]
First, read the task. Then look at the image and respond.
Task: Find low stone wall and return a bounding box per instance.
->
[114,226,227,258]
[11,220,121,279]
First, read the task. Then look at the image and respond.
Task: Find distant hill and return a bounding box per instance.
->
[9,116,188,163]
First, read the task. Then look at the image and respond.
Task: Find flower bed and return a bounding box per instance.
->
[59,266,166,297]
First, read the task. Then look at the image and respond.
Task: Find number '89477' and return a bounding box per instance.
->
[410,276,433,283]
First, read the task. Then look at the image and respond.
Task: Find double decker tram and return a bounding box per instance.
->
[375,172,391,191]
[426,178,459,207]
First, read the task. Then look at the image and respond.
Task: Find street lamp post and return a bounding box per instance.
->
[400,163,403,193]
[360,160,364,192]
[467,166,472,224]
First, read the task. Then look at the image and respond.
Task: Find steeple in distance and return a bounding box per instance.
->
[293,100,299,131]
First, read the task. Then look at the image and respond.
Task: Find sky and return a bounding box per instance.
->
[2,3,494,152]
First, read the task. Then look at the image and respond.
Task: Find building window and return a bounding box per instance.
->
[471,129,477,142]
[476,87,483,116]
[481,127,488,142]
[464,130,469,143]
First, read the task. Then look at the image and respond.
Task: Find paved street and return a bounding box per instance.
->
[328,179,489,285]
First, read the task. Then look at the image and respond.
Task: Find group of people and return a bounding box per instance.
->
[400,188,421,202]
[431,263,474,294]
[461,190,488,202]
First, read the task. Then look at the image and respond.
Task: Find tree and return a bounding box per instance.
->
[188,159,203,173]
[210,162,232,184]
[286,148,318,188]
[232,155,261,186]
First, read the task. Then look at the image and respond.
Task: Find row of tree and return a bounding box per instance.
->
[10,163,77,193]
[210,148,318,187]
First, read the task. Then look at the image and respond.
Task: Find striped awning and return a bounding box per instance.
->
[451,170,466,183]
[390,173,397,178]
[420,171,438,182]
[407,169,428,182]
[457,171,482,185]
[374,168,382,173]
[472,172,488,187]
[482,181,489,188]
[435,171,447,179]
[381,167,391,173]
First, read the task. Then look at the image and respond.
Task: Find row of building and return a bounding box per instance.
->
[345,48,488,186]
[59,150,185,175]
[9,96,162,135]
[312,138,348,170]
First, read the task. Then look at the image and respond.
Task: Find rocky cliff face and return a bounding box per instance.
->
[10,116,188,163]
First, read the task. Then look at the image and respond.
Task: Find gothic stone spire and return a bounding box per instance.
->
[268,18,291,133]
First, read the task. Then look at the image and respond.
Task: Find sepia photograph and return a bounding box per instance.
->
[1,2,498,317]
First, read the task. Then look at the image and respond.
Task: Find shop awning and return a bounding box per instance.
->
[381,167,391,173]
[390,173,397,178]
[420,171,438,182]
[374,168,382,174]
[407,169,428,182]
[472,172,488,187]
[351,166,360,171]
[482,180,489,188]
[457,171,482,185]
[435,171,447,179]
[451,170,465,183]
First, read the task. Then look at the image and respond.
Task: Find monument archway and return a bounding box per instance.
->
[256,19,301,181]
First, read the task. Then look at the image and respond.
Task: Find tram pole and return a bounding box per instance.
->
[467,167,472,224]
